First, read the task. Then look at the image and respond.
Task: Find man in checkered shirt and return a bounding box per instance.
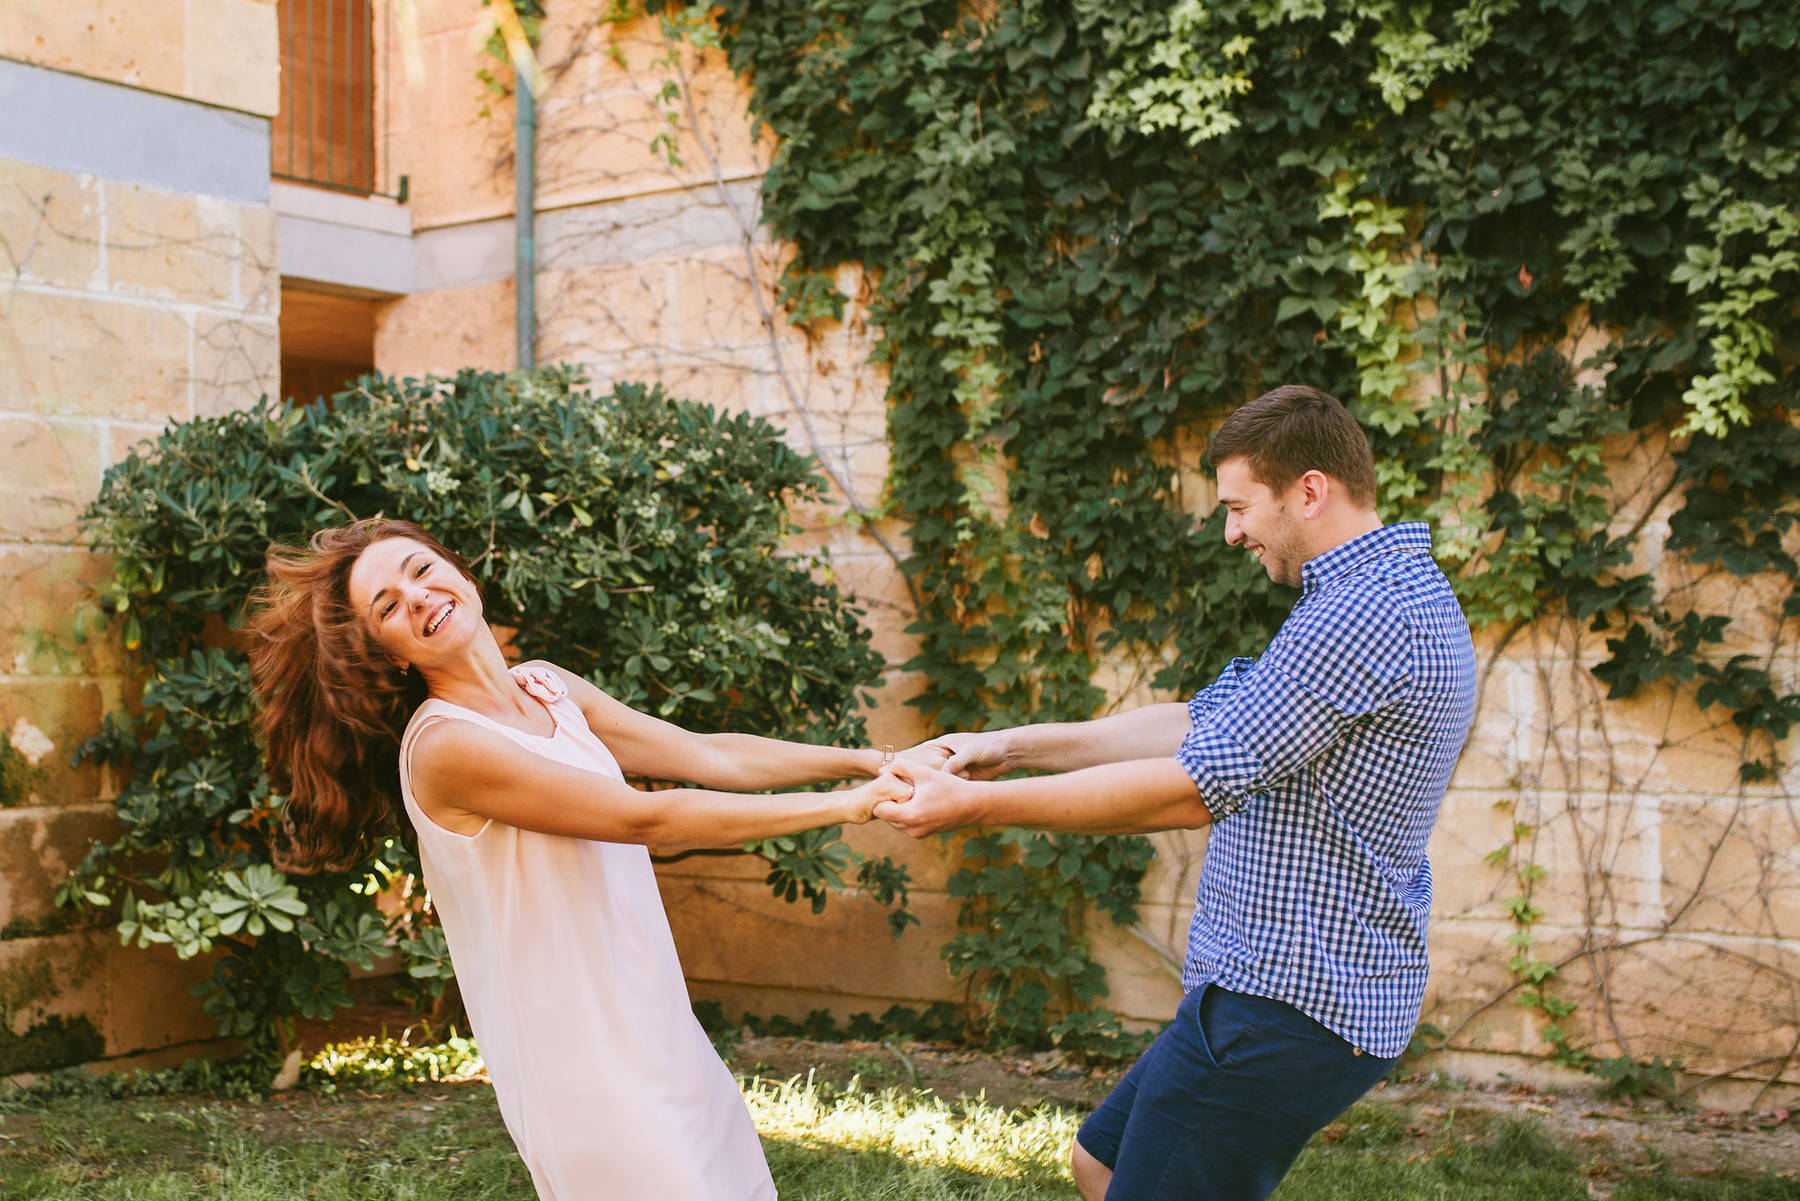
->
[878,384,1478,1201]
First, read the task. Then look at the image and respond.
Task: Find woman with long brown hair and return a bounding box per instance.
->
[246,518,920,1200]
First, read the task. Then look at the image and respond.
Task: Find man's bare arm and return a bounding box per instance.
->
[929,702,1194,779]
[873,757,1210,838]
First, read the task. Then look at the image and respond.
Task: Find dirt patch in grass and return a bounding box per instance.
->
[1376,1076,1800,1184]
[0,1081,520,1194]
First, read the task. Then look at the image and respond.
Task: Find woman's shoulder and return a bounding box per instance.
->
[402,703,522,776]
[399,700,486,790]
[403,695,459,739]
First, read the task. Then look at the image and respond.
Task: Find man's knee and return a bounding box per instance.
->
[1071,1136,1111,1201]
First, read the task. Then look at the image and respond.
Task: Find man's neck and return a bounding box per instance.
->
[1307,509,1383,561]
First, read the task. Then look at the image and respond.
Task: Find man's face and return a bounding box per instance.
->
[1216,457,1308,588]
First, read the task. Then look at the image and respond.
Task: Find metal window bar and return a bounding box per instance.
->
[273,0,399,198]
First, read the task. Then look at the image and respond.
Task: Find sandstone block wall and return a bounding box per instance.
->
[0,3,280,1072]
[2,0,280,119]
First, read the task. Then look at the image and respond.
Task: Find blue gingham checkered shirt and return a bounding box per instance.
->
[1175,522,1476,1057]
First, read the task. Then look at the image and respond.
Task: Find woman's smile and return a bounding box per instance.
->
[424,599,457,636]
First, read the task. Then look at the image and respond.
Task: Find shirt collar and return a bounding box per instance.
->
[1299,522,1432,596]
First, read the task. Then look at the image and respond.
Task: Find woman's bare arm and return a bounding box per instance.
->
[537,661,886,789]
[409,717,897,849]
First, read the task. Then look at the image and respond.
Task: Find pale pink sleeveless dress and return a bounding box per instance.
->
[397,663,778,1201]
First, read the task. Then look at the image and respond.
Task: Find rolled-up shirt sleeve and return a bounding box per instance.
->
[1187,657,1256,726]
[1176,592,1414,822]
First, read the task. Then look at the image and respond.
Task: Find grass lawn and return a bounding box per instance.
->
[0,1048,1795,1200]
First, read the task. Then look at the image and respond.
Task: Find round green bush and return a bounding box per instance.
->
[61,366,908,1050]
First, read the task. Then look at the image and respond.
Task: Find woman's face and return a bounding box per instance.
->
[346,536,483,671]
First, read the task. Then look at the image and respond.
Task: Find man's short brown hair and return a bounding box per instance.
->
[1204,385,1377,507]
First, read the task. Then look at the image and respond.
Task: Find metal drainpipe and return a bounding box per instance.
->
[515,63,537,369]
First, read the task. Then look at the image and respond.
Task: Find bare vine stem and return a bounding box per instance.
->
[670,35,924,618]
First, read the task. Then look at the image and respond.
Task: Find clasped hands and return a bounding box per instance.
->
[855,733,1004,838]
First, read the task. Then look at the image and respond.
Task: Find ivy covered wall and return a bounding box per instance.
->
[661,0,1798,1101]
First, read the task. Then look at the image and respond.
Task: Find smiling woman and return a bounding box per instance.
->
[247,519,455,869]
[243,516,927,1201]
[354,542,480,673]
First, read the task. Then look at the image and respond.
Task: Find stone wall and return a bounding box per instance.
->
[1426,529,1800,1106]
[0,2,280,1071]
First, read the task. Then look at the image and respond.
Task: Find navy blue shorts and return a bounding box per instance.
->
[1076,984,1398,1201]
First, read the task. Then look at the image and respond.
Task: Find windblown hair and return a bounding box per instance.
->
[245,518,477,872]
[1204,384,1377,507]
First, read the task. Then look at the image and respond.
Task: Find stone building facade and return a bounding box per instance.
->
[1,0,1794,1105]
[1,0,282,1071]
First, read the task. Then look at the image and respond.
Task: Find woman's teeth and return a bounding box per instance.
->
[425,601,455,635]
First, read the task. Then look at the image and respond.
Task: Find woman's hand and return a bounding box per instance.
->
[894,740,954,771]
[842,772,915,824]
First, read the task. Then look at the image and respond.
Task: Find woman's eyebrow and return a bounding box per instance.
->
[366,553,421,616]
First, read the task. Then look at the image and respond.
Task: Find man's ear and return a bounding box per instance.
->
[1298,469,1332,518]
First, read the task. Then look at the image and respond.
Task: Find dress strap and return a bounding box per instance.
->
[400,705,459,790]
[399,704,494,840]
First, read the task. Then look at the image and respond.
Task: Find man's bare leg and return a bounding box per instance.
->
[1072,1137,1112,1201]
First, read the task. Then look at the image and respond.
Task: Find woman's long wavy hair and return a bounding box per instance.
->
[246,518,479,872]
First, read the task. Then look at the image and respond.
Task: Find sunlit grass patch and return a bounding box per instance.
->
[302,1030,487,1092]
[746,1072,1078,1185]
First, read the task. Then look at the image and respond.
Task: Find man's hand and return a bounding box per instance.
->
[872,759,982,837]
[933,731,1014,779]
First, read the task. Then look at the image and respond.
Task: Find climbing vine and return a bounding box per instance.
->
[641,0,1800,1080]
